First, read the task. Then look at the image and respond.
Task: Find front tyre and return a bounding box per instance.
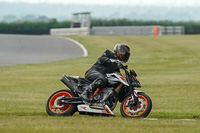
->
[46,89,77,116]
[120,93,152,118]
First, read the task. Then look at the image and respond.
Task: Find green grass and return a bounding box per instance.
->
[0,35,200,133]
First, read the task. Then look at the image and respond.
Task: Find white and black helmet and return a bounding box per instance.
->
[114,44,130,63]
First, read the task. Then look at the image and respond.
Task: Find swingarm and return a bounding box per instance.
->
[59,96,84,104]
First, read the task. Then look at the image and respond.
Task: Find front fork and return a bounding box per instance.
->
[125,70,139,107]
[128,84,139,107]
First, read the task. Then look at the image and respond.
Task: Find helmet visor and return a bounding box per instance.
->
[121,52,130,62]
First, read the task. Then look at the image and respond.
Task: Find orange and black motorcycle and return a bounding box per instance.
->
[46,61,152,118]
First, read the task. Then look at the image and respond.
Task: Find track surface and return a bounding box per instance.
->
[0,34,85,66]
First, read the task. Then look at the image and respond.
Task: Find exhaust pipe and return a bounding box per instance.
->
[60,74,75,92]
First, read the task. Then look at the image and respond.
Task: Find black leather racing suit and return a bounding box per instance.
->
[85,50,120,88]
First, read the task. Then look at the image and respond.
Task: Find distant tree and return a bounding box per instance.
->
[20,15,36,22]
[3,15,17,22]
[36,16,50,22]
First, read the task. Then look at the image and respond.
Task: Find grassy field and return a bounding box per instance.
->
[0,35,200,133]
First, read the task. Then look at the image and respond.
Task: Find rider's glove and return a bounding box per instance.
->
[116,61,123,68]
[110,59,123,68]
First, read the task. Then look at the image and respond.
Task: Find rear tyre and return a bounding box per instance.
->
[46,89,77,116]
[120,93,152,118]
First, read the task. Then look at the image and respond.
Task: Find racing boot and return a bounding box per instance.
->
[81,79,104,103]
[80,85,93,103]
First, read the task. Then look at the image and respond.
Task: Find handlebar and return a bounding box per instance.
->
[110,59,128,70]
[121,65,128,70]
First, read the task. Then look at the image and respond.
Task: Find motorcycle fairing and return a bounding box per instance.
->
[77,104,114,116]
[107,73,129,86]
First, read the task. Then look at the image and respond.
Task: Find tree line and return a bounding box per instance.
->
[0,19,70,35]
[0,18,200,35]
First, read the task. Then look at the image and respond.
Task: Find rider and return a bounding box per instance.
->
[81,44,130,102]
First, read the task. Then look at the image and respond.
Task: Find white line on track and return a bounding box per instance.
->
[64,37,88,57]
[144,118,196,121]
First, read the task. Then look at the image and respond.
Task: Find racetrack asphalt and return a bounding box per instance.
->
[0,34,86,67]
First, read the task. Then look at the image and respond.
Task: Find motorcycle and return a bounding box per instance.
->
[46,61,152,118]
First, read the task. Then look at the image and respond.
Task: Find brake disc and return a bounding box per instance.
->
[126,98,144,113]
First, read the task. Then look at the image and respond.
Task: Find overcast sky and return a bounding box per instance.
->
[0,0,200,7]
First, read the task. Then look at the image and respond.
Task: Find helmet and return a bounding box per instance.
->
[114,44,130,63]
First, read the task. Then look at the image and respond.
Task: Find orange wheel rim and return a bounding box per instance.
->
[123,95,148,117]
[49,91,72,113]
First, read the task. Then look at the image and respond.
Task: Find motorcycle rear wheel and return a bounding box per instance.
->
[46,89,77,116]
[120,93,152,118]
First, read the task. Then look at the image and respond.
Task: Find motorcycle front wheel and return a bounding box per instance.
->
[120,93,152,118]
[46,89,77,116]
